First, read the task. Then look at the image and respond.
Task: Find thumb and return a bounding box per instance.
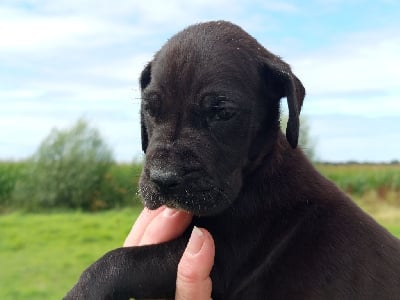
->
[175,227,215,300]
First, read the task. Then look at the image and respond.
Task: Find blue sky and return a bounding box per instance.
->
[1,0,399,162]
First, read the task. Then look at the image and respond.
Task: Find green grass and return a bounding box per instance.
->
[1,204,399,300]
[355,193,400,237]
[317,163,400,201]
[0,208,140,299]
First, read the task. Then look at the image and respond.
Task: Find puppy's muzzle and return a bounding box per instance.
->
[149,168,181,192]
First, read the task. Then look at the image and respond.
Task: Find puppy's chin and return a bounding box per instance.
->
[140,187,233,216]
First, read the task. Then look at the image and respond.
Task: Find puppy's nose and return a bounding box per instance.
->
[149,169,181,190]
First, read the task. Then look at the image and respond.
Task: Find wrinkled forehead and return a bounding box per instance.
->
[149,36,259,98]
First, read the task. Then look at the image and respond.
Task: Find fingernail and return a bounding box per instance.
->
[187,226,204,255]
[163,207,179,217]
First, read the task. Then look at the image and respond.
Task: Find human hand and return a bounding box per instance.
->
[124,206,215,300]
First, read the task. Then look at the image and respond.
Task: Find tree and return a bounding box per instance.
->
[14,119,114,210]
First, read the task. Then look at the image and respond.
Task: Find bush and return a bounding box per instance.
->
[98,162,143,209]
[0,161,26,209]
[13,119,114,211]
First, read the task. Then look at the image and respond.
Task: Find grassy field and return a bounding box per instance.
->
[0,209,140,299]
[1,202,400,299]
[316,163,400,201]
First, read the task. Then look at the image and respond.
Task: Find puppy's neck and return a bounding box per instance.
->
[197,132,325,234]
[239,132,320,213]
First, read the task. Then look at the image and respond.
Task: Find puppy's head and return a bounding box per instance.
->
[139,21,305,215]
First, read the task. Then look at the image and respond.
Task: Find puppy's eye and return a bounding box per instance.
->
[203,95,237,123]
[209,106,236,121]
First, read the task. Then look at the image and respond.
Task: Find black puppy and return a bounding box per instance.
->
[66,21,400,299]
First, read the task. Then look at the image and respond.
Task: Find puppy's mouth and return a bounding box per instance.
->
[140,183,231,216]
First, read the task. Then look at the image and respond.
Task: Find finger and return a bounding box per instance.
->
[124,207,193,247]
[176,227,215,300]
[123,207,165,246]
[139,208,192,246]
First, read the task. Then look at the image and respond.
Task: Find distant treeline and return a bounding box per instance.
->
[1,160,399,212]
[2,118,398,212]
[317,163,400,203]
[0,160,142,212]
[320,160,400,166]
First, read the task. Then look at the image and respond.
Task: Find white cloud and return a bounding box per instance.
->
[305,94,400,117]
[0,0,299,54]
[85,53,153,87]
[295,30,400,94]
[0,8,96,51]
[1,1,399,162]
[261,2,299,13]
[0,5,154,53]
[0,89,44,100]
[309,115,400,162]
[293,28,400,117]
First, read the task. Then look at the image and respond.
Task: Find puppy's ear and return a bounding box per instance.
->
[140,111,148,153]
[263,61,305,148]
[139,62,152,152]
[282,71,305,148]
[140,62,152,90]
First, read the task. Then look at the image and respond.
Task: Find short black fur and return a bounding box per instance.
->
[65,21,400,299]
